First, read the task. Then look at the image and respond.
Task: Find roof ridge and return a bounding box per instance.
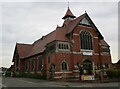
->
[33,26,60,45]
[33,31,55,44]
[16,43,32,45]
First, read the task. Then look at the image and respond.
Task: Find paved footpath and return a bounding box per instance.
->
[1,77,120,88]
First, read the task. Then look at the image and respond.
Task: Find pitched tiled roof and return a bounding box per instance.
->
[66,13,86,34]
[62,7,76,19]
[14,11,106,59]
[100,40,109,47]
[16,43,33,59]
[27,27,69,57]
[14,27,69,59]
[66,13,103,39]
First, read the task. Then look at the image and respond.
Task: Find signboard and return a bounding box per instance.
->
[83,52,93,56]
[82,75,95,80]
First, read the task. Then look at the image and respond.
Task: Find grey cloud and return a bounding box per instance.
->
[1,2,118,67]
[2,0,119,2]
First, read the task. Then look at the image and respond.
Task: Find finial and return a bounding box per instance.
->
[68,1,69,8]
[85,10,87,13]
[56,24,60,28]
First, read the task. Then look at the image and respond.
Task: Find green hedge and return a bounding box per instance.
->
[12,73,46,80]
[106,69,120,78]
[5,71,11,77]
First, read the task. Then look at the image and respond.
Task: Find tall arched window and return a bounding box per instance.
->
[80,30,93,50]
[61,61,68,71]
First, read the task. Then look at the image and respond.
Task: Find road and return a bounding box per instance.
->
[1,77,120,88]
[0,76,2,89]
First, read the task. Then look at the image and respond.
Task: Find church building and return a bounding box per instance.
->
[12,7,112,80]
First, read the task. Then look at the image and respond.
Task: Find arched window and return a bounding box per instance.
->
[80,30,93,50]
[38,56,42,71]
[83,59,93,70]
[83,59,93,75]
[48,55,50,64]
[104,63,109,68]
[61,61,67,71]
[50,64,56,72]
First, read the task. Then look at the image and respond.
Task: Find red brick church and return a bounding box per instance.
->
[12,7,112,80]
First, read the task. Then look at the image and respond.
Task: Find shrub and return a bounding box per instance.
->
[28,74,41,79]
[106,69,120,78]
[5,71,11,77]
[13,72,22,77]
[12,72,46,80]
[40,75,46,80]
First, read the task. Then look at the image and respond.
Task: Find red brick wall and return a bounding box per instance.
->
[72,25,99,53]
[44,24,112,78]
[101,55,112,68]
[20,59,25,72]
[16,24,112,79]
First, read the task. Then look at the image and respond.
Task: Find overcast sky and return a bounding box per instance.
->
[1,1,119,68]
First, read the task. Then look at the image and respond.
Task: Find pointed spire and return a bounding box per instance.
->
[62,7,76,19]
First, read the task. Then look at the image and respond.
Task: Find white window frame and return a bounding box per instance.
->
[57,42,70,51]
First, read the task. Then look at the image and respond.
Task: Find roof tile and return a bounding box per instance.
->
[27,27,69,57]
[62,7,76,19]
[16,43,32,58]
